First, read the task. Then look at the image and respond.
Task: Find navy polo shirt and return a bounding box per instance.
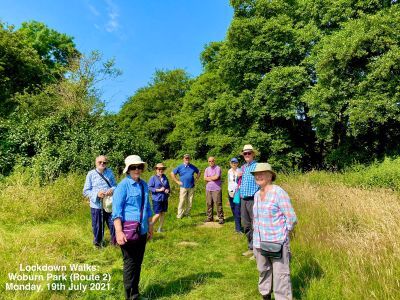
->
[173,163,199,188]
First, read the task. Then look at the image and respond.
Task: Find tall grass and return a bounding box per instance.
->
[1,159,400,299]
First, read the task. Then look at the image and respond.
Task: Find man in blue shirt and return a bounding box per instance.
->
[239,145,259,257]
[171,154,201,219]
[83,155,117,247]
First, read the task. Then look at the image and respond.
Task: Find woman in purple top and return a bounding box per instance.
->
[204,156,224,224]
[148,163,170,233]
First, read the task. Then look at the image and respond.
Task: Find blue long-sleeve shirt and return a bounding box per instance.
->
[112,175,153,234]
[148,174,170,202]
[83,168,117,209]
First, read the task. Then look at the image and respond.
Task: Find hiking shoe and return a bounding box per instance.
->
[218,219,224,224]
[262,295,272,300]
[242,250,253,257]
[204,218,213,222]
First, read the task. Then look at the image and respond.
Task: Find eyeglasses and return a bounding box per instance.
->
[97,161,108,165]
[243,152,253,156]
[156,168,165,171]
[128,165,144,171]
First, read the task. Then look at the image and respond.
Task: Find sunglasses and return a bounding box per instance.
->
[128,165,144,171]
[97,161,108,164]
[243,152,253,156]
[156,168,165,171]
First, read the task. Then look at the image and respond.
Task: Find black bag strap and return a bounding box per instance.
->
[139,181,145,224]
[96,170,112,188]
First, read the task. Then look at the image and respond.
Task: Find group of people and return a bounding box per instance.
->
[83,144,297,300]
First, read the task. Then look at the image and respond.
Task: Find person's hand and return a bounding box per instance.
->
[116,231,127,245]
[159,187,165,192]
[147,223,154,241]
[176,181,183,186]
[97,191,105,198]
[165,189,170,194]
[105,189,113,196]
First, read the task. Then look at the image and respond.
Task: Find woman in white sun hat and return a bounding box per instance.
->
[112,155,154,300]
[251,163,297,300]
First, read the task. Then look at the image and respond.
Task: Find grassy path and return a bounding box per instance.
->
[0,170,399,299]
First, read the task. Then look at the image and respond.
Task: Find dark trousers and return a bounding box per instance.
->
[228,196,242,232]
[241,198,254,250]
[90,208,115,246]
[121,235,147,300]
[206,190,224,220]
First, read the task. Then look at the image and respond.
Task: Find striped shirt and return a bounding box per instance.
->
[239,160,258,198]
[83,168,117,209]
[253,185,297,247]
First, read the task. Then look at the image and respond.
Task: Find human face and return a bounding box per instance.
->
[128,164,144,181]
[95,156,108,172]
[230,162,238,169]
[254,171,273,188]
[183,157,190,164]
[243,151,254,163]
[208,157,215,167]
[156,168,165,176]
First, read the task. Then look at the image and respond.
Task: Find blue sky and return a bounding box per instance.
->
[1,0,233,112]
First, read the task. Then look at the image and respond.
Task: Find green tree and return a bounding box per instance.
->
[118,69,192,159]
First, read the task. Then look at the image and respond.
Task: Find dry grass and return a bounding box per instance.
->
[283,178,400,299]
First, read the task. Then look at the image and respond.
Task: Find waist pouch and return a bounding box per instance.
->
[260,241,283,259]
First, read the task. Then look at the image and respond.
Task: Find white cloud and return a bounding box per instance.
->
[88,4,100,16]
[105,0,120,32]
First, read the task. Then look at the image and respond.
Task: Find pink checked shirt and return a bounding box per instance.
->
[253,185,297,247]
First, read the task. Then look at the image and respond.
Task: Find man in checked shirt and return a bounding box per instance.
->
[239,144,259,258]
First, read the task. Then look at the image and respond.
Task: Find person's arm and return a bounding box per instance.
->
[170,171,182,186]
[164,176,170,194]
[277,188,297,231]
[195,167,201,181]
[148,176,158,193]
[112,183,127,245]
[204,168,211,182]
[209,166,221,181]
[147,217,154,240]
[145,187,154,240]
[114,218,127,245]
[83,172,101,202]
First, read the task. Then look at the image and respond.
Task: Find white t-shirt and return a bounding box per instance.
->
[227,168,241,197]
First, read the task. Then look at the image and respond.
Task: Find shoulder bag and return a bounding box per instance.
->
[122,181,145,242]
[96,170,113,213]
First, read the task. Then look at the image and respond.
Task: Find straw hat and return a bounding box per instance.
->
[154,163,167,170]
[123,155,147,173]
[250,163,276,181]
[241,144,259,156]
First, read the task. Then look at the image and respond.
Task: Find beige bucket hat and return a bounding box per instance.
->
[250,163,276,181]
[154,163,167,170]
[123,155,147,173]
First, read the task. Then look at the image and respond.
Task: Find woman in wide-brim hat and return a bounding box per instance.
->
[148,163,170,233]
[251,163,297,300]
[112,155,153,300]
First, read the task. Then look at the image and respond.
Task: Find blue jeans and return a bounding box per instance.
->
[228,196,242,232]
[91,208,116,246]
